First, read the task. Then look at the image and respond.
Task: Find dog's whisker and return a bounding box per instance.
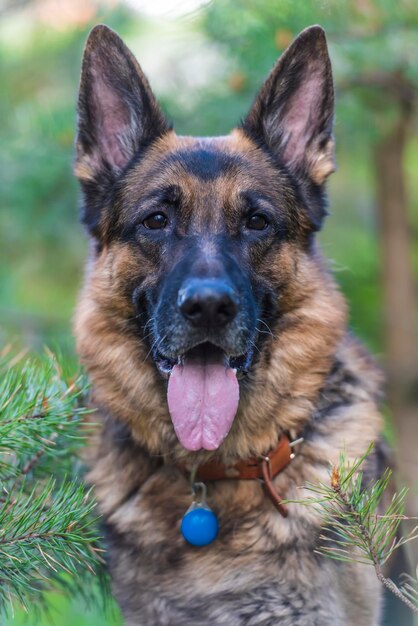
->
[141,330,155,343]
[126,311,148,322]
[256,326,274,337]
[155,334,167,354]
[247,337,261,354]
[143,333,166,363]
[143,317,156,333]
[256,318,275,338]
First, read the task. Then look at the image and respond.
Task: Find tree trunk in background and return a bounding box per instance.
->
[374,111,418,572]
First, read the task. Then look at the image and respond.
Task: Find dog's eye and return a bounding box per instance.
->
[246,214,269,231]
[143,213,168,230]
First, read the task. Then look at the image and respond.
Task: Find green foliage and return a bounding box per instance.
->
[0,350,88,478]
[0,6,135,349]
[305,445,415,565]
[0,479,97,612]
[295,444,418,613]
[0,350,106,618]
[201,0,418,140]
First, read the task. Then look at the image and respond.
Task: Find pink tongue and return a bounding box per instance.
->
[167,356,239,451]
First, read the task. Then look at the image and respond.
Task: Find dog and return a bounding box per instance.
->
[74,23,384,625]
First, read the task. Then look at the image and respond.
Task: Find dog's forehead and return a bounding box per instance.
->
[124,130,286,204]
[160,146,244,182]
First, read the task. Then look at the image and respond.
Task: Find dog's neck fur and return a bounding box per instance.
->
[76,248,350,466]
[85,329,383,523]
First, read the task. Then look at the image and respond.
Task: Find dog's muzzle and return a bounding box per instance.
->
[144,273,257,453]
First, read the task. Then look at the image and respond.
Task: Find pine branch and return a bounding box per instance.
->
[0,350,106,618]
[330,464,418,614]
[0,351,91,482]
[292,444,418,615]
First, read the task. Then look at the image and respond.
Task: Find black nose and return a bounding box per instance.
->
[178,279,238,328]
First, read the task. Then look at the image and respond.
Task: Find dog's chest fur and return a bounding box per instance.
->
[87,338,383,626]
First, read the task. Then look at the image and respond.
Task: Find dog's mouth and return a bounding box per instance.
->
[153,342,253,452]
[153,343,252,378]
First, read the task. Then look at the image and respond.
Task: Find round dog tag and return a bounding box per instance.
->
[181,502,219,546]
[181,482,219,547]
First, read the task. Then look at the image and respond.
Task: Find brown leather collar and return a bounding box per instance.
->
[189,434,297,518]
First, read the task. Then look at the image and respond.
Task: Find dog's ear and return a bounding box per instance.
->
[242,26,335,188]
[75,24,168,234]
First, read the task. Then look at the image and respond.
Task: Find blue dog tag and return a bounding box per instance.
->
[181,482,219,547]
[181,503,219,546]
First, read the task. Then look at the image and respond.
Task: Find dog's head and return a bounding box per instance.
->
[74,25,345,455]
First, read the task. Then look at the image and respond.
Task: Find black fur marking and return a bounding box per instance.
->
[160,148,246,181]
[313,357,367,420]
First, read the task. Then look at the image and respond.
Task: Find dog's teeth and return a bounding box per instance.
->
[232,368,237,374]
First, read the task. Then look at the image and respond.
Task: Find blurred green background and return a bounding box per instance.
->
[1,0,417,624]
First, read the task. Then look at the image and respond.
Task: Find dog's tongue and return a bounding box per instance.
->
[167,347,239,451]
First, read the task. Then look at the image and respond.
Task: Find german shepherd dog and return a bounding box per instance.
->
[74,24,384,625]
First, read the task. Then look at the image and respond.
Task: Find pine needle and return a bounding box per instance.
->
[0,351,105,618]
[296,444,418,614]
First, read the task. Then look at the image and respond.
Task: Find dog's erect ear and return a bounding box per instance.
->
[242,26,335,187]
[75,25,168,230]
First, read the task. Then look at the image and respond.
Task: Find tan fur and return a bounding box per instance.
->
[74,26,384,624]
[75,131,384,626]
[75,132,348,464]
